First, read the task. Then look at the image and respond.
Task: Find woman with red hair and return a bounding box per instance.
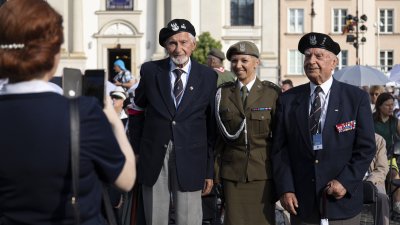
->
[0,0,135,224]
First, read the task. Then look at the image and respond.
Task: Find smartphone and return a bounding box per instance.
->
[63,68,82,98]
[83,69,105,108]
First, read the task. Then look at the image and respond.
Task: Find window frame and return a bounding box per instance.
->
[379,50,394,73]
[287,50,304,75]
[230,0,255,26]
[379,9,394,33]
[288,8,304,33]
[332,8,348,34]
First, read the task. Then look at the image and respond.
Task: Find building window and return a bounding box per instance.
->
[379,9,393,33]
[336,50,348,70]
[106,0,133,11]
[380,50,393,73]
[231,0,254,26]
[288,9,304,33]
[288,50,304,75]
[333,9,347,33]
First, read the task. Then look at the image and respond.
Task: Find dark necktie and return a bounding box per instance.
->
[309,86,322,134]
[173,69,184,105]
[241,86,249,107]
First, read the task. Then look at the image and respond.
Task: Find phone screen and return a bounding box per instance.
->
[63,68,82,98]
[83,69,105,108]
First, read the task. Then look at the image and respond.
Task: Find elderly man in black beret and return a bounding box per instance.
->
[133,19,217,225]
[271,32,375,225]
[206,48,235,86]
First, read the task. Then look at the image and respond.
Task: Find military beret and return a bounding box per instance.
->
[226,41,259,61]
[208,48,225,61]
[159,19,196,47]
[298,32,341,55]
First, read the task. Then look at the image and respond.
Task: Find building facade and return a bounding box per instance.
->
[280,0,400,86]
[49,0,280,84]
[46,0,399,87]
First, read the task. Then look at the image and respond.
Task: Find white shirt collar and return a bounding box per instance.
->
[239,76,257,91]
[0,80,62,95]
[309,76,333,96]
[170,58,191,74]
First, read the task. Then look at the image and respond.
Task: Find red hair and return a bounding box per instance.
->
[0,0,64,82]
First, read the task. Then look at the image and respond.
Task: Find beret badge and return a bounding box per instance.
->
[171,23,179,31]
[239,43,246,52]
[309,35,317,45]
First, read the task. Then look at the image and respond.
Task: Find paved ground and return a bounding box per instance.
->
[360,205,400,225]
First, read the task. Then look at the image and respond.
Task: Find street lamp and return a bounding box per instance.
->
[342,0,368,65]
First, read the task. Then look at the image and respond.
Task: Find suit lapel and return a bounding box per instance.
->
[294,84,314,156]
[176,60,202,115]
[322,79,341,138]
[156,59,175,117]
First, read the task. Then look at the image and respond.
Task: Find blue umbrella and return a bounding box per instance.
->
[389,64,400,83]
[333,65,390,86]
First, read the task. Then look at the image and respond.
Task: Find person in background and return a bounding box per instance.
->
[373,92,400,214]
[113,59,136,90]
[207,48,235,87]
[272,32,375,225]
[370,85,385,111]
[281,79,293,92]
[365,134,390,225]
[110,86,128,126]
[0,0,135,224]
[133,19,217,225]
[214,41,279,225]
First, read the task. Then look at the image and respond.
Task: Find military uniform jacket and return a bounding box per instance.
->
[215,78,279,182]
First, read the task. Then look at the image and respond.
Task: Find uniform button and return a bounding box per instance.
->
[261,116,264,120]
[172,121,176,125]
[311,179,315,182]
[315,160,319,164]
[164,144,168,149]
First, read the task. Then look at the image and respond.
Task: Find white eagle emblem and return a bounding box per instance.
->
[309,35,317,45]
[170,23,179,31]
[181,24,186,29]
[239,43,246,52]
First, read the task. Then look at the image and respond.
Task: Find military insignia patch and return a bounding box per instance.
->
[181,24,186,29]
[171,23,179,31]
[239,43,246,52]
[335,120,356,133]
[309,35,317,45]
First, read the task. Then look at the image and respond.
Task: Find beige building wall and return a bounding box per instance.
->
[280,0,400,86]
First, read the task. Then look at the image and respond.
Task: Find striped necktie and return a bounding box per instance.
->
[309,86,322,134]
[173,69,184,105]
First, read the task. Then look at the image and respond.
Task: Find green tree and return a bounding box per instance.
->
[192,32,222,65]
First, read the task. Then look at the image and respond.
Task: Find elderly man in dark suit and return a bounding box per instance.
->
[271,32,376,225]
[133,19,217,225]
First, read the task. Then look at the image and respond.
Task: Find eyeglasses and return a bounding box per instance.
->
[370,93,380,96]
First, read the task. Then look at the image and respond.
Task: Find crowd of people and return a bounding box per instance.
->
[2,1,400,225]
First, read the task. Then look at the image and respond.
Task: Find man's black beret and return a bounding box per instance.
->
[298,32,341,55]
[159,19,196,47]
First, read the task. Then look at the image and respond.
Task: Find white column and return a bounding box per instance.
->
[71,0,85,57]
[152,0,166,60]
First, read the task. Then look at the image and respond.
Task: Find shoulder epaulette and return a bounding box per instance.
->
[218,81,235,89]
[262,80,281,93]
